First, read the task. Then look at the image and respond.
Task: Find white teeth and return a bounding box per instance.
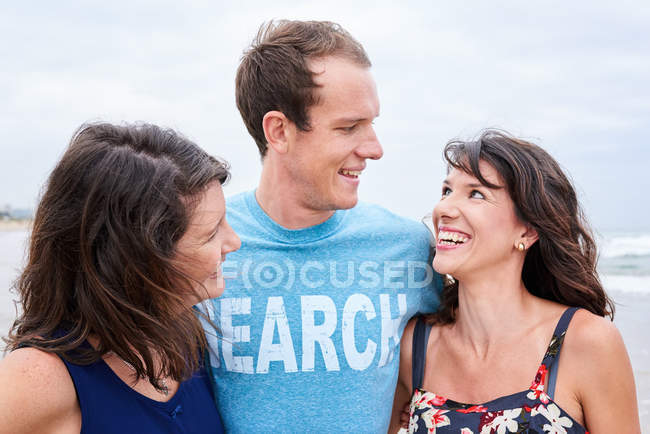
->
[437,231,469,244]
[340,169,361,177]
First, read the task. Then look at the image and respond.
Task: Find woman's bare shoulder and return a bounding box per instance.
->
[399,317,418,370]
[562,309,640,431]
[565,308,622,352]
[563,308,632,384]
[401,316,419,350]
[0,348,79,433]
[400,316,438,359]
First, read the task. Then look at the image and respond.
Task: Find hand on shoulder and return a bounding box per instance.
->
[0,348,80,434]
[565,309,641,433]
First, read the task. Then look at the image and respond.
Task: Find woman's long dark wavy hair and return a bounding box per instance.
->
[430,129,614,325]
[5,122,230,391]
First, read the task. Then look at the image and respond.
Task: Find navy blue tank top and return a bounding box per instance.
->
[60,354,224,433]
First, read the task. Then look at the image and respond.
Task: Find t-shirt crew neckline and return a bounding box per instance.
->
[245,190,346,244]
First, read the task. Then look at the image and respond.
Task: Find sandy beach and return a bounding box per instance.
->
[0,220,32,232]
[0,229,648,430]
[0,229,28,342]
[611,291,650,431]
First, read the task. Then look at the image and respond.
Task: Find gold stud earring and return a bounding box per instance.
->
[517,242,525,251]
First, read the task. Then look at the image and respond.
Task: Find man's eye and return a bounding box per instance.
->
[470,190,485,199]
[442,187,451,197]
[339,125,356,132]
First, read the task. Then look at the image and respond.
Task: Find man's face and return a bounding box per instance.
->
[283,56,383,211]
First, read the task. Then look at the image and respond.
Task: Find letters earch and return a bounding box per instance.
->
[208,293,408,374]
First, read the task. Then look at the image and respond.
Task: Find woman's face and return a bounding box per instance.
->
[432,161,528,281]
[174,182,241,305]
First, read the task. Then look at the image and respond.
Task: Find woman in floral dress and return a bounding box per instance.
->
[389,130,640,433]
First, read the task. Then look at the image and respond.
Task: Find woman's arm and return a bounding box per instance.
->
[388,318,417,434]
[0,348,80,434]
[568,311,641,433]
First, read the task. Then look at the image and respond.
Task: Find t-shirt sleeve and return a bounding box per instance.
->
[419,249,443,314]
[413,229,442,315]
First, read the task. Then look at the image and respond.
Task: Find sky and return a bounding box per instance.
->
[1,0,649,232]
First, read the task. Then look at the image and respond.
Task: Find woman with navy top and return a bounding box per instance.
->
[390,130,640,433]
[0,123,240,433]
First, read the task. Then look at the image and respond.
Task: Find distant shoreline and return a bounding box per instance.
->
[0,220,32,232]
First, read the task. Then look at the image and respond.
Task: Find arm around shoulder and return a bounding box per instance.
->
[0,348,80,434]
[569,311,641,433]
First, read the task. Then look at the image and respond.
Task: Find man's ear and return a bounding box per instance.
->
[262,111,291,154]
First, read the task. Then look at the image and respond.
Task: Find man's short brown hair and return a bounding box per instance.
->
[235,20,371,157]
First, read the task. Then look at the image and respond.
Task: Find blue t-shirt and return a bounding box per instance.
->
[202,190,441,433]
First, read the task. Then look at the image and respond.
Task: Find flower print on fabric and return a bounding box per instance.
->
[478,409,521,434]
[412,389,447,410]
[408,385,583,433]
[545,331,567,359]
[406,308,587,433]
[420,408,450,433]
[528,364,551,404]
[538,403,574,434]
[408,413,421,433]
[457,405,488,414]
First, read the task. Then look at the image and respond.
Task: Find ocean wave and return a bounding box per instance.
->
[599,233,650,258]
[598,254,650,276]
[601,274,650,294]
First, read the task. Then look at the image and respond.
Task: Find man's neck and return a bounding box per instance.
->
[256,166,335,230]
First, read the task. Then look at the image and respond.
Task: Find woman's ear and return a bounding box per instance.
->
[522,225,539,248]
[262,111,291,155]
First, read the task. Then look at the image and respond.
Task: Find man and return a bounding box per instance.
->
[203,20,442,432]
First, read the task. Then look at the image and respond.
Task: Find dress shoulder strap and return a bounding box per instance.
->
[541,307,580,399]
[411,316,433,391]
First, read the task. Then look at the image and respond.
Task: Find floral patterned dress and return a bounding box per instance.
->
[408,307,587,434]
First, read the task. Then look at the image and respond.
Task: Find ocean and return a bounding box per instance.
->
[598,232,650,296]
[0,228,648,429]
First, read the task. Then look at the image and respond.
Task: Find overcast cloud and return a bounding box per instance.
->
[1,0,649,231]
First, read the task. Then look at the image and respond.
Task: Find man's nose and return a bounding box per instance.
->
[356,126,383,160]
